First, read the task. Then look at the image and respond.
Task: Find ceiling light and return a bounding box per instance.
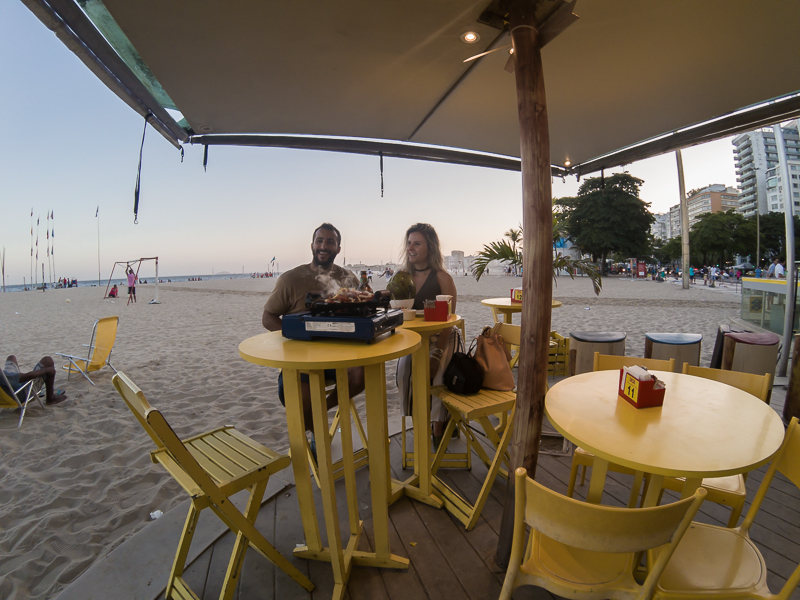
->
[564,159,571,166]
[509,48,514,55]
[460,31,480,44]
[200,125,213,133]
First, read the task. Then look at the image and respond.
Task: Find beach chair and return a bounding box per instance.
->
[0,369,45,428]
[112,372,314,599]
[652,418,800,599]
[499,467,706,600]
[57,316,119,385]
[429,323,520,530]
[567,354,675,506]
[648,364,773,527]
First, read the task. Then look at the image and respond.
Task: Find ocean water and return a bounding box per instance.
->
[0,272,265,293]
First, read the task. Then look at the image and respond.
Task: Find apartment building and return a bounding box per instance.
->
[686,184,740,228]
[733,125,800,217]
[651,212,669,240]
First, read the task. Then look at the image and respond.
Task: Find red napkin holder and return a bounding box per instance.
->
[618,368,665,409]
[424,300,449,321]
[510,288,523,303]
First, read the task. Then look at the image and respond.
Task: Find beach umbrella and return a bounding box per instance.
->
[22,0,800,562]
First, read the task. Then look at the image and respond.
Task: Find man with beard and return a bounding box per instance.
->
[262,223,363,460]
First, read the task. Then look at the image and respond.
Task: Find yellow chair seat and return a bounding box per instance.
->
[151,426,286,497]
[523,530,636,589]
[655,522,767,595]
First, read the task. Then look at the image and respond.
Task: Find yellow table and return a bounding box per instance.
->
[545,370,785,506]
[391,314,463,508]
[481,297,562,324]
[239,329,421,600]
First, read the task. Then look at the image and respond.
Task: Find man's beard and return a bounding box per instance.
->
[312,250,337,268]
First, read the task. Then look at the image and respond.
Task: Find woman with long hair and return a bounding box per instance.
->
[396,223,458,447]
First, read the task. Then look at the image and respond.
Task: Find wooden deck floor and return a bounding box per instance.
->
[161,394,800,600]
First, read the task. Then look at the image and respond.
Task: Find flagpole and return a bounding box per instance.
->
[30,208,33,291]
[51,212,56,286]
[96,206,101,286]
[47,211,52,285]
[35,216,39,288]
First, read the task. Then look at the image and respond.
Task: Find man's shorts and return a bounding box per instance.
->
[277,368,337,406]
[128,286,135,294]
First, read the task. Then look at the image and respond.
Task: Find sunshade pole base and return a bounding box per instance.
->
[496,0,555,568]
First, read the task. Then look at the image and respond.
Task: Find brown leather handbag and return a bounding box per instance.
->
[474,325,515,391]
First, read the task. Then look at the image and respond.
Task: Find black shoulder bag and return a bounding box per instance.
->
[443,334,484,395]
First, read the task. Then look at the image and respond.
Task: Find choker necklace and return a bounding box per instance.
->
[414,266,431,272]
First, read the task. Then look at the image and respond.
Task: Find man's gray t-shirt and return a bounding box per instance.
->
[264,264,359,316]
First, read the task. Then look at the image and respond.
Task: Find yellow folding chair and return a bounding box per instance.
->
[429,322,520,530]
[112,372,314,599]
[57,316,119,385]
[500,468,706,600]
[653,418,800,599]
[568,353,675,506]
[649,364,773,527]
[1,368,45,428]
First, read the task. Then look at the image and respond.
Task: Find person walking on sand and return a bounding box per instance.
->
[126,266,137,305]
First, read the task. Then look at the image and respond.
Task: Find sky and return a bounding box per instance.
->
[0,2,738,286]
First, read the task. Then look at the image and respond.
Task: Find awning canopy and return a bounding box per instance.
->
[24,0,800,174]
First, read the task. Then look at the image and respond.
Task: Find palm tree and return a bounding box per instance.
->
[504,228,522,275]
[471,215,602,295]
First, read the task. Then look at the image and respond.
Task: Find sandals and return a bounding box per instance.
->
[46,390,69,405]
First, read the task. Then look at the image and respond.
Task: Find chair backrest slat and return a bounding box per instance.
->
[774,418,800,489]
[0,371,20,408]
[594,353,674,373]
[494,323,521,367]
[523,475,701,553]
[112,372,163,448]
[681,364,771,402]
[88,316,119,370]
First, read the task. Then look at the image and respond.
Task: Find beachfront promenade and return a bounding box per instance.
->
[1,274,797,599]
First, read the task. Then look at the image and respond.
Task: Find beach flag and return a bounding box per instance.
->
[96,206,99,217]
[51,210,54,219]
[52,228,54,238]
[37,217,39,225]
[271,256,275,263]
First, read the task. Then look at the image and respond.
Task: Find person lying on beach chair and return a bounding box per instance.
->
[262,223,364,457]
[3,355,68,406]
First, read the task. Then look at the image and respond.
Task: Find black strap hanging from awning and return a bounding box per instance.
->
[133,117,147,224]
[380,151,384,198]
[203,145,209,172]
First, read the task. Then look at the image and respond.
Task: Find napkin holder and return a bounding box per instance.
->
[618,366,666,409]
[424,300,449,321]
[510,288,523,303]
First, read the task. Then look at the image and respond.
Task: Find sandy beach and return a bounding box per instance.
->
[0,272,742,599]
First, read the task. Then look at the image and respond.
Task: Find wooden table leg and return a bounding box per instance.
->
[641,474,665,507]
[585,457,609,504]
[335,369,361,537]
[364,363,409,569]
[680,477,703,499]
[308,370,347,595]
[282,368,322,553]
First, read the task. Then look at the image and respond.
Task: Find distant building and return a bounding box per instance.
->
[686,184,740,228]
[765,160,800,214]
[733,125,800,217]
[651,212,669,240]
[668,204,682,239]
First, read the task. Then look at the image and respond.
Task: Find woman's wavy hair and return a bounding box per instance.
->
[401,223,444,273]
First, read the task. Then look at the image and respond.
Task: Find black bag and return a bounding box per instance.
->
[443,335,484,395]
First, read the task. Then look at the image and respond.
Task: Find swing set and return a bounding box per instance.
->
[104,257,161,304]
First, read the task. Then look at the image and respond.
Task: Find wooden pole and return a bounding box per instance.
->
[496,0,554,567]
[676,150,690,289]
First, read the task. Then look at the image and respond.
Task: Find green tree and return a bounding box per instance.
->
[471,214,602,295]
[752,212,800,265]
[556,173,655,273]
[690,210,753,266]
[654,237,682,265]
